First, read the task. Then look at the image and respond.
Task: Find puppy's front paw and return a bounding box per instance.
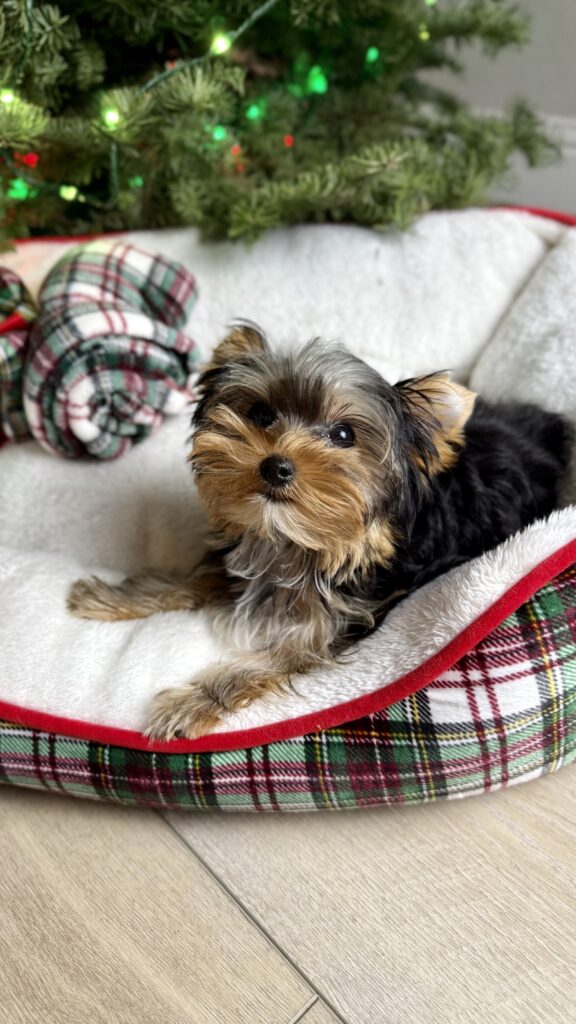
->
[145,685,222,741]
[145,663,286,742]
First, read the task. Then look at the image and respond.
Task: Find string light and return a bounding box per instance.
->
[424,0,438,5]
[7,179,29,200]
[365,47,380,64]
[246,101,265,121]
[306,65,328,94]
[15,152,39,168]
[4,0,282,212]
[210,33,232,55]
[419,24,431,40]
[103,108,120,128]
[229,143,245,173]
[3,0,301,213]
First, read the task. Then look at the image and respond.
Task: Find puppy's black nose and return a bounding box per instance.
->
[260,455,295,487]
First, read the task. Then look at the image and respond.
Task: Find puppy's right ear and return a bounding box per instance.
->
[193,323,268,428]
[206,322,268,370]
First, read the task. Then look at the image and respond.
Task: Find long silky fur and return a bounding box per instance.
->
[132,326,574,739]
[192,331,573,662]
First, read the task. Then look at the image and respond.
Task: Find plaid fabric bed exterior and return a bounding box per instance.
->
[1,563,575,811]
[1,239,199,459]
[0,269,36,446]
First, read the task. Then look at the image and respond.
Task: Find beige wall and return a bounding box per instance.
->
[426,0,576,210]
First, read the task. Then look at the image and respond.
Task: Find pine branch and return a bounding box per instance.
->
[0,0,558,247]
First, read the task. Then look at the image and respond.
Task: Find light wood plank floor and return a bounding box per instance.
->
[298,1000,343,1023]
[1,768,575,1024]
[168,768,576,1024]
[0,788,313,1024]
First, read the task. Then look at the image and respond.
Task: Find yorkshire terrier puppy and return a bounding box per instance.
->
[68,324,571,740]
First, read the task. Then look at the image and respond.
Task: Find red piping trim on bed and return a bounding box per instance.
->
[9,206,576,246]
[1,538,574,753]
[12,230,125,245]
[500,205,576,226]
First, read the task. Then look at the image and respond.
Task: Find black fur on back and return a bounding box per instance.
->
[371,398,573,603]
[192,333,572,630]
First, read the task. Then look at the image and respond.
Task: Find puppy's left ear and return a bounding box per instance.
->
[397,372,476,473]
[207,322,269,370]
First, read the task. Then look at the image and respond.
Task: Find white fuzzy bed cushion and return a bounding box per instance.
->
[0,209,575,740]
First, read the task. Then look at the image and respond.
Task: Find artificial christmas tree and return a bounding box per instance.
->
[0,0,555,247]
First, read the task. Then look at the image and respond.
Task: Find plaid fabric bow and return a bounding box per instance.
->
[0,239,199,459]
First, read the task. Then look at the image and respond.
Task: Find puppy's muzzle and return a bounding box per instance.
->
[260,455,295,487]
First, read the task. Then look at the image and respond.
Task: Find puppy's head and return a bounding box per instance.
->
[191,324,475,578]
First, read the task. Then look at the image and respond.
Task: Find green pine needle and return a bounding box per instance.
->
[0,0,557,247]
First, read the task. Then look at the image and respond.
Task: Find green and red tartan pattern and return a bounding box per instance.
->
[1,564,575,811]
[0,239,199,459]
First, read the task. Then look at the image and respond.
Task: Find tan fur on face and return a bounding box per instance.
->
[192,404,395,574]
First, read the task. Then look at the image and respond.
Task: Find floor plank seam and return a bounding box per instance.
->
[286,994,319,1024]
[158,812,348,1024]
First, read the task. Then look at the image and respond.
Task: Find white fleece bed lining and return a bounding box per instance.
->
[0,208,575,743]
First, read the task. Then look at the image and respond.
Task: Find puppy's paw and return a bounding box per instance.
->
[145,663,286,742]
[67,577,127,621]
[145,685,222,742]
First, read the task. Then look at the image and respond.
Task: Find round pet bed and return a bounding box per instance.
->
[1,207,575,810]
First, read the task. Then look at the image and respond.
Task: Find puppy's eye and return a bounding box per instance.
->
[329,423,355,448]
[247,401,277,427]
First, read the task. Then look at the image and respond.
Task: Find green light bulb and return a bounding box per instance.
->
[212,124,228,141]
[246,103,262,121]
[129,175,144,188]
[59,185,78,201]
[419,25,431,40]
[211,33,232,55]
[365,47,380,64]
[307,66,328,95]
[7,178,29,200]
[103,108,120,128]
[0,89,15,105]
